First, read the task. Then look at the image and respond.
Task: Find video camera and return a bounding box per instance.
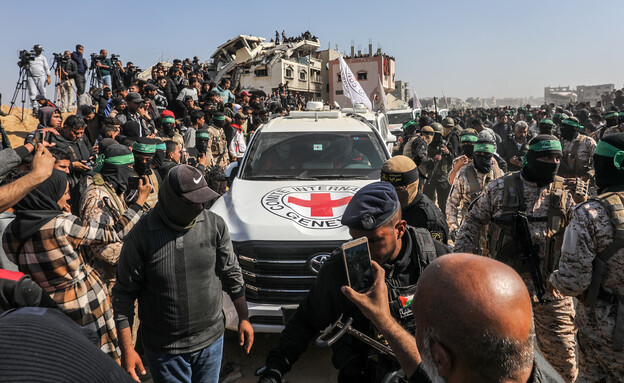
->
[52,52,69,64]
[19,50,36,67]
[110,54,120,64]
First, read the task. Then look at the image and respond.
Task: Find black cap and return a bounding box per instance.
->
[125,92,144,103]
[144,84,157,91]
[341,181,400,230]
[169,165,219,204]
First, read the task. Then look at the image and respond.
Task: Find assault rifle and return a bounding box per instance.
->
[516,212,547,302]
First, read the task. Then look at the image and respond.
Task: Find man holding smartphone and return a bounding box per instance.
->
[259,182,450,383]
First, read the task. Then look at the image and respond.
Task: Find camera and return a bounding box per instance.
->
[19,50,35,67]
[53,52,69,64]
[110,54,120,64]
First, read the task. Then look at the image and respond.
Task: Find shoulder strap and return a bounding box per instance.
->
[411,227,437,267]
[465,165,480,196]
[502,172,524,214]
[92,174,125,214]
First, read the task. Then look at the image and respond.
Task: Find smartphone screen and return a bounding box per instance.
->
[127,176,140,190]
[342,237,374,292]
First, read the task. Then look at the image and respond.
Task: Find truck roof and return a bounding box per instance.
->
[260,113,375,133]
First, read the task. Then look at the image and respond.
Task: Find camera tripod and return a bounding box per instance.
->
[8,65,32,122]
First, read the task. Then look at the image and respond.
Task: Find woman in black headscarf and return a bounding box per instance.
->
[2,169,150,363]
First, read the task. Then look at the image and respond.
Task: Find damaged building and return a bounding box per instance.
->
[207,34,323,99]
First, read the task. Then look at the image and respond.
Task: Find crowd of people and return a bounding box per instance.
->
[0,42,623,383]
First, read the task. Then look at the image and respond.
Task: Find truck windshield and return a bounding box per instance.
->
[387,112,413,124]
[240,131,386,180]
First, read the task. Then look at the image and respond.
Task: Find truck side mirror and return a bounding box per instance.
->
[225,161,239,187]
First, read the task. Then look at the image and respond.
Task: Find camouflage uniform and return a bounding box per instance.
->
[207,125,230,195]
[550,198,624,382]
[560,135,596,180]
[455,173,578,382]
[79,174,127,294]
[446,163,503,254]
[600,125,624,138]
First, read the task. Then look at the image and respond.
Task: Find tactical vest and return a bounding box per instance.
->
[581,192,624,351]
[464,163,503,206]
[562,135,587,177]
[373,227,437,381]
[91,174,126,218]
[488,172,568,277]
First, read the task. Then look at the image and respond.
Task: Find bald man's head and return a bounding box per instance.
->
[415,253,534,382]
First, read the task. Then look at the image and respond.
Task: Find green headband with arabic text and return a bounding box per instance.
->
[595,140,624,170]
[474,143,496,154]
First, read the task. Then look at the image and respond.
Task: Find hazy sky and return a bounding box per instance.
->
[1,0,623,105]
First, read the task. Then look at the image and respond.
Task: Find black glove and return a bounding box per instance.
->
[258,369,282,383]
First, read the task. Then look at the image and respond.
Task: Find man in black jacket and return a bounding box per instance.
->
[70,44,88,96]
[381,156,449,244]
[114,165,253,382]
[497,121,530,172]
[259,182,450,383]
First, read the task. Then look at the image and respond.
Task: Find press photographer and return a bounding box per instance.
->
[17,45,51,115]
[54,51,77,113]
[91,49,113,89]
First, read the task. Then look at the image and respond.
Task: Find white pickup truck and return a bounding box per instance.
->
[210,108,391,332]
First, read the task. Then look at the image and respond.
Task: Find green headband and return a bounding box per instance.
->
[595,140,624,170]
[529,140,562,152]
[604,112,619,119]
[132,142,156,154]
[461,134,478,143]
[561,119,583,129]
[104,153,135,165]
[213,115,226,121]
[156,143,166,151]
[539,119,554,126]
[474,143,496,153]
[162,117,175,124]
[196,132,210,139]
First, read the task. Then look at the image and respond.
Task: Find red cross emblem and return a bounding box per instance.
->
[288,193,352,217]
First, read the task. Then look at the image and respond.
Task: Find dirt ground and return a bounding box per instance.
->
[0,104,76,147]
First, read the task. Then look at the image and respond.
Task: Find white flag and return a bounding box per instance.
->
[377,75,389,113]
[339,55,372,110]
[412,88,422,109]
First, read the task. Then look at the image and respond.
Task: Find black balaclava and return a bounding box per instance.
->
[153,140,165,169]
[593,133,624,193]
[560,119,581,141]
[12,169,67,241]
[460,132,478,159]
[132,137,157,176]
[212,112,226,129]
[521,135,562,187]
[99,144,134,194]
[155,167,205,231]
[161,121,176,137]
[195,129,210,154]
[605,112,620,128]
[473,140,495,174]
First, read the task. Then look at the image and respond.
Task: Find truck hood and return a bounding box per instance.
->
[210,179,374,242]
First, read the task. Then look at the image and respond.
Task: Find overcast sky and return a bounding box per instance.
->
[1,0,622,105]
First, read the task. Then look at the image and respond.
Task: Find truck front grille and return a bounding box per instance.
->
[233,240,343,304]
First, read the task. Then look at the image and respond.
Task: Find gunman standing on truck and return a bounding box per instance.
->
[454,135,580,383]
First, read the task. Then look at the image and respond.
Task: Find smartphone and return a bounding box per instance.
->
[127,176,141,190]
[187,157,197,167]
[342,237,374,292]
[33,130,52,144]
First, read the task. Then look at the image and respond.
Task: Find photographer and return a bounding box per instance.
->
[55,51,77,113]
[17,45,50,115]
[71,45,88,95]
[94,49,113,89]
[118,62,140,88]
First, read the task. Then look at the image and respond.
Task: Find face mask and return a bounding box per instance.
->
[539,125,554,135]
[162,122,175,137]
[473,153,493,174]
[422,133,433,146]
[213,119,226,128]
[461,144,474,159]
[196,140,209,154]
[560,126,577,141]
[134,159,152,176]
[523,159,559,187]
